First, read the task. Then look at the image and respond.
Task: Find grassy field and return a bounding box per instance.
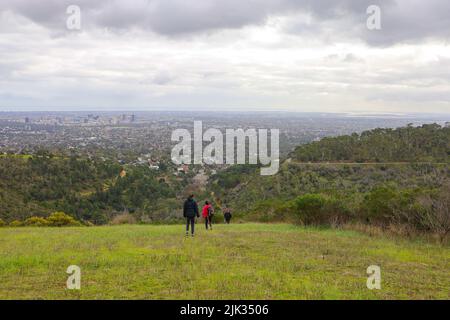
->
[0,223,448,300]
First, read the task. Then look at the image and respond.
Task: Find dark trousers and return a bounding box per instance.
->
[186,217,195,234]
[205,216,212,229]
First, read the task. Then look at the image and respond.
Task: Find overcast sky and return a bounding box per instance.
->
[0,0,449,113]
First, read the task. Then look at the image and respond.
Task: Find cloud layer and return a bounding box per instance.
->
[0,0,449,112]
[2,0,450,44]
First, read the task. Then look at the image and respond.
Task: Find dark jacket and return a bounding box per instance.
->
[224,209,232,220]
[183,198,199,218]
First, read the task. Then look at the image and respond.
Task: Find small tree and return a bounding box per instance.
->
[0,218,5,227]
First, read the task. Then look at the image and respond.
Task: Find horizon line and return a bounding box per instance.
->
[0,109,450,118]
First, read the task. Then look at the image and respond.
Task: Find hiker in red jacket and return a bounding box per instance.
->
[202,201,214,230]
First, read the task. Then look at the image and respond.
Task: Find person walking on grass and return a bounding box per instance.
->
[223,205,232,224]
[202,201,214,230]
[184,194,199,237]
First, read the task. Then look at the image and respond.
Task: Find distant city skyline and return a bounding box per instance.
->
[0,107,449,118]
[1,1,450,113]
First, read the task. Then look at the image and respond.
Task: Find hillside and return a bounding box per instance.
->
[0,154,184,223]
[0,224,448,299]
[291,123,449,163]
[0,124,448,234]
[209,124,449,238]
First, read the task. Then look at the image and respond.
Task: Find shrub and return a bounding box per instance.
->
[323,196,351,226]
[365,186,419,226]
[46,212,81,227]
[364,186,398,223]
[24,216,49,227]
[294,193,327,225]
[9,220,23,227]
[82,220,95,227]
[406,186,450,243]
[247,199,295,223]
[90,211,108,225]
[293,193,351,226]
[110,213,137,225]
[363,186,417,224]
[0,218,5,227]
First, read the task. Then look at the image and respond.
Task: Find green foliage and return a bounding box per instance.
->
[83,220,95,227]
[210,124,449,233]
[363,186,399,222]
[294,194,327,225]
[292,124,449,163]
[24,216,49,227]
[399,184,450,242]
[46,212,81,227]
[4,215,56,228]
[0,155,183,224]
[1,124,447,232]
[363,186,419,224]
[248,199,295,222]
[110,213,137,225]
[9,220,23,227]
[212,165,257,189]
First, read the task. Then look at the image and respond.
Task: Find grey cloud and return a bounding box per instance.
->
[286,0,450,46]
[324,53,364,63]
[0,0,299,34]
[343,54,363,63]
[152,71,176,85]
[1,1,450,45]
[362,0,450,46]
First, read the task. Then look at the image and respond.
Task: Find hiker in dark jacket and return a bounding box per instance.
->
[183,194,199,237]
[223,205,232,224]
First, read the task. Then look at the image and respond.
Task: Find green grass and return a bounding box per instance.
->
[0,154,33,159]
[0,224,448,300]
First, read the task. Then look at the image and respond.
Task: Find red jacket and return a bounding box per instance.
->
[202,204,212,218]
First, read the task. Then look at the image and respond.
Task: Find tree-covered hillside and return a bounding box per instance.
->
[0,153,184,224]
[1,124,448,238]
[291,124,449,163]
[209,124,449,239]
